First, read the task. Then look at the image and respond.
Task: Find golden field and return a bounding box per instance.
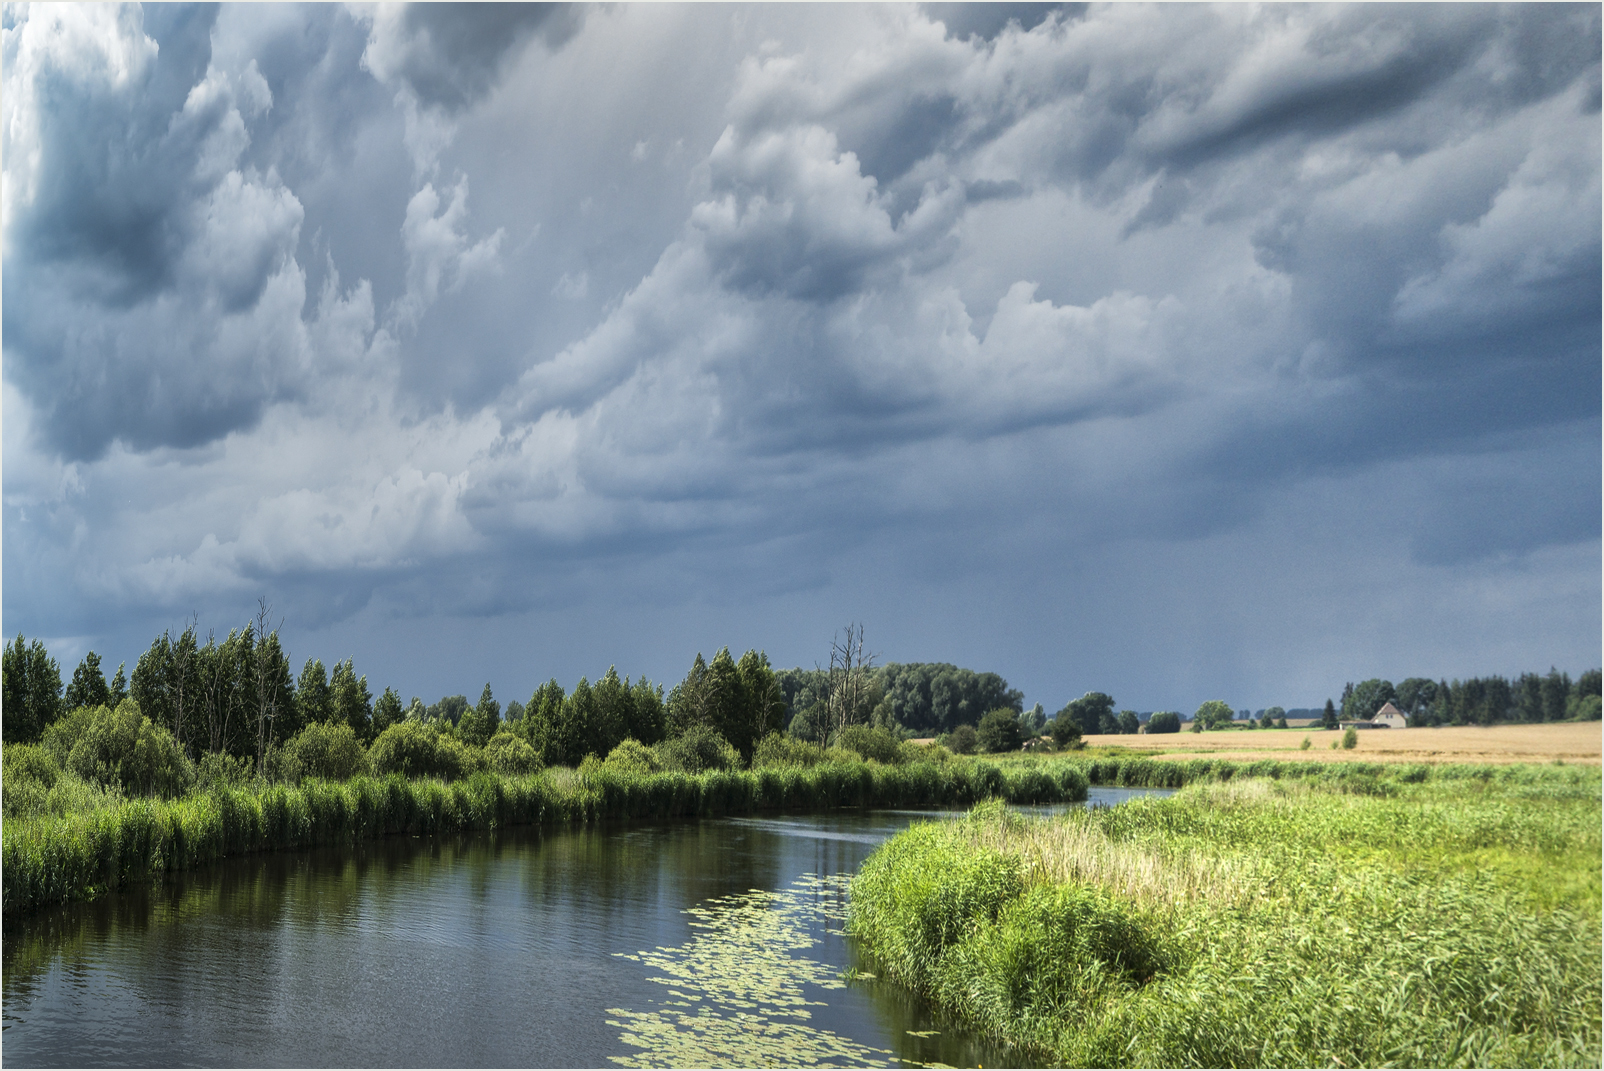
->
[1077,720,1602,765]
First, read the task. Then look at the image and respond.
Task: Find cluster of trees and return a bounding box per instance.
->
[777,661,1024,738]
[1336,669,1601,727]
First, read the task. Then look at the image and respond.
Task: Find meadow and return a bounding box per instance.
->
[849,762,1602,1068]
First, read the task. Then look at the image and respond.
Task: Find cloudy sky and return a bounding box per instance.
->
[3,2,1599,715]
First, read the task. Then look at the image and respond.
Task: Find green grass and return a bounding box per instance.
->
[1,755,1091,916]
[848,764,1602,1068]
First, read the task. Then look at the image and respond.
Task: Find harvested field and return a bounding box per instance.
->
[1079,720,1601,765]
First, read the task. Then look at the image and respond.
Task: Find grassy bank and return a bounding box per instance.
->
[849,764,1602,1067]
[2,756,1089,917]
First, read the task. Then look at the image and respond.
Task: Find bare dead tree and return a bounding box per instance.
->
[824,623,876,741]
[252,599,284,777]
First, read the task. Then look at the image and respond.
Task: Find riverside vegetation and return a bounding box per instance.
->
[849,762,1602,1068]
[0,700,1092,916]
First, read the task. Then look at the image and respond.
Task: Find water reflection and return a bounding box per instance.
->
[4,789,1170,1068]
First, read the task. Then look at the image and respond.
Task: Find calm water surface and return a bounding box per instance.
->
[3,787,1167,1068]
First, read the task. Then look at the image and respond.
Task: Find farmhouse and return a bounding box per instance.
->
[1340,701,1408,730]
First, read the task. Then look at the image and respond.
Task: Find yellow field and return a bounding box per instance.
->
[1076,720,1602,765]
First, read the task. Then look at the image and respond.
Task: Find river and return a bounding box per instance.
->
[2,787,1167,1068]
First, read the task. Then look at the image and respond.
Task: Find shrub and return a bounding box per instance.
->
[282,721,370,782]
[944,724,979,755]
[1300,736,1312,750]
[978,709,1023,753]
[1050,716,1083,748]
[836,724,903,764]
[368,720,467,780]
[486,731,539,776]
[49,700,194,798]
[196,751,253,790]
[656,724,740,774]
[3,743,60,789]
[751,732,825,768]
[604,737,660,775]
[1342,726,1359,750]
[1146,711,1182,734]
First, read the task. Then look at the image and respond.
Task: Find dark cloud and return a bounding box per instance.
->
[373,3,583,111]
[921,3,1072,42]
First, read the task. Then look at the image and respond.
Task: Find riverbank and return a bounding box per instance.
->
[3,756,1089,917]
[848,762,1602,1068]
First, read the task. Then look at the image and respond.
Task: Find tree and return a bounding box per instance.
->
[1146,711,1181,734]
[1193,700,1233,730]
[945,723,979,754]
[297,659,331,728]
[1261,706,1285,729]
[1322,698,1338,730]
[628,676,665,745]
[557,678,598,764]
[109,662,128,707]
[977,708,1023,753]
[1049,714,1082,748]
[1058,692,1115,737]
[1343,679,1396,722]
[520,679,566,765]
[2,634,62,743]
[1117,710,1140,735]
[735,649,786,759]
[458,683,500,747]
[251,601,289,776]
[330,658,373,742]
[667,654,711,737]
[824,624,876,740]
[1395,679,1437,723]
[372,687,404,736]
[65,651,112,712]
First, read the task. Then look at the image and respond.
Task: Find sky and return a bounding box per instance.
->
[3,2,1599,716]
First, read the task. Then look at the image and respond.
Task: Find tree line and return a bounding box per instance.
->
[1335,669,1601,727]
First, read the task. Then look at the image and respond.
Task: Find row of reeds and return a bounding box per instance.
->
[848,767,1603,1068]
[2,757,1090,916]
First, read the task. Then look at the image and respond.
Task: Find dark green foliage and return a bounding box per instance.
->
[978,708,1023,753]
[296,659,331,728]
[1342,726,1359,749]
[458,683,500,747]
[372,687,404,737]
[870,663,1023,734]
[628,676,665,745]
[1117,710,1140,735]
[1058,692,1115,737]
[557,677,599,765]
[329,659,373,742]
[1146,711,1181,734]
[1323,698,1338,729]
[788,701,828,744]
[1342,678,1396,722]
[656,723,739,773]
[593,668,631,756]
[1192,699,1233,730]
[1049,716,1082,747]
[428,694,470,725]
[945,723,979,754]
[64,651,111,712]
[3,635,62,744]
[109,663,128,707]
[519,679,566,764]
[280,721,370,782]
[667,648,782,761]
[836,724,902,764]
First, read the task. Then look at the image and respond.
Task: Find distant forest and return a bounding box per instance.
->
[2,620,1598,769]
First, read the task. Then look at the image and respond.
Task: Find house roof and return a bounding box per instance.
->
[1375,702,1404,718]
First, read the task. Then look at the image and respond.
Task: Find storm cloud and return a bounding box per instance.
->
[4,3,1597,712]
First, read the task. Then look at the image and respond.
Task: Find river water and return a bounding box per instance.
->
[2,787,1165,1068]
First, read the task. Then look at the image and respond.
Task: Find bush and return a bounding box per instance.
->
[944,724,979,754]
[1146,711,1182,734]
[1342,726,1359,750]
[196,751,253,790]
[368,720,468,781]
[603,738,660,775]
[1050,716,1083,748]
[1300,736,1312,750]
[3,743,60,789]
[281,721,370,783]
[751,732,824,768]
[978,709,1023,753]
[656,724,740,774]
[836,724,903,764]
[486,731,539,776]
[47,700,194,798]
